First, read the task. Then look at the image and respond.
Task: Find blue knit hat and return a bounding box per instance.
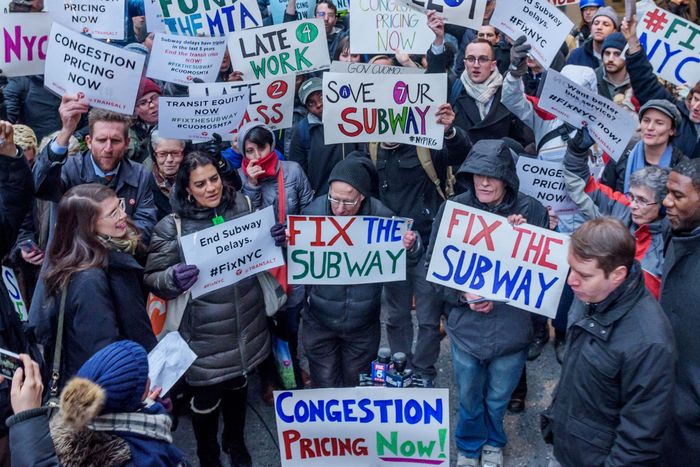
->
[77,340,149,413]
[601,32,626,56]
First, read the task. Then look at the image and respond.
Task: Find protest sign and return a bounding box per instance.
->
[144,0,167,33]
[330,60,424,75]
[147,34,227,85]
[274,388,450,466]
[44,22,145,114]
[287,215,410,285]
[157,0,263,36]
[537,69,637,161]
[0,13,51,77]
[148,332,197,395]
[179,206,284,299]
[349,0,434,54]
[322,72,447,149]
[270,0,309,24]
[2,267,27,322]
[636,0,700,87]
[335,0,349,13]
[189,75,296,131]
[228,19,330,79]
[48,0,126,40]
[158,89,249,141]
[426,201,570,318]
[489,0,573,69]
[516,157,578,215]
[394,0,486,29]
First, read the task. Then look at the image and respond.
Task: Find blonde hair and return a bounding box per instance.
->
[39,131,81,156]
[12,124,37,152]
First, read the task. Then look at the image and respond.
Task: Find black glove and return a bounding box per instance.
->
[173,263,199,292]
[270,222,286,247]
[509,36,531,78]
[568,126,595,156]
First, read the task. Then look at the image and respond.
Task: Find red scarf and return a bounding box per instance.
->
[242,150,278,179]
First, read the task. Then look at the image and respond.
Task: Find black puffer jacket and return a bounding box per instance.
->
[144,190,270,386]
[548,263,675,467]
[427,140,549,361]
[302,195,421,333]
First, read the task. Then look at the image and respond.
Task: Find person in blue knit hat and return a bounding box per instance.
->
[5,341,189,466]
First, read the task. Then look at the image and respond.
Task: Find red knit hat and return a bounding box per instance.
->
[137,78,161,101]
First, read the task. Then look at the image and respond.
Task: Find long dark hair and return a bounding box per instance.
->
[43,185,123,296]
[172,151,232,214]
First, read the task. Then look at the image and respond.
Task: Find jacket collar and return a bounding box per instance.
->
[669,224,700,256]
[80,151,141,191]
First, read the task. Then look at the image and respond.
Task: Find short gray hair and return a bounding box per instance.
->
[629,165,670,203]
[150,128,186,152]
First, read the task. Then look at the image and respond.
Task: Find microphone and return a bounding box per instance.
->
[371,347,392,384]
[385,352,414,388]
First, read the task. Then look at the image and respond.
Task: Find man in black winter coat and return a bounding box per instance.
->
[0,121,36,463]
[659,158,700,465]
[545,217,675,467]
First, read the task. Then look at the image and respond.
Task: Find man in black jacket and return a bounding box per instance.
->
[546,217,675,467]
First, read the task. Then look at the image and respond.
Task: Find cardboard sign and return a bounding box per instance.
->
[426,201,570,318]
[158,89,250,141]
[537,69,637,161]
[516,157,578,215]
[189,75,296,131]
[330,60,424,75]
[274,388,450,466]
[322,72,447,149]
[44,22,145,114]
[395,0,486,29]
[349,0,434,54]
[636,0,700,87]
[2,267,27,322]
[147,34,227,85]
[157,0,263,36]
[287,215,410,285]
[0,13,51,77]
[48,0,126,40]
[270,0,309,24]
[227,19,330,79]
[489,0,573,69]
[179,206,284,299]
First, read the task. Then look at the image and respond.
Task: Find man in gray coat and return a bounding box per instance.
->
[660,158,700,465]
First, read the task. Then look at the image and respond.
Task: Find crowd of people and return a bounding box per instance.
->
[1,0,700,466]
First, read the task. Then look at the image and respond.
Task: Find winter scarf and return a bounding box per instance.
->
[461,68,503,119]
[242,150,279,179]
[624,141,673,193]
[98,227,139,255]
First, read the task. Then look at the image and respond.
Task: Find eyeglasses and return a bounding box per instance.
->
[626,193,658,207]
[155,150,184,159]
[136,95,158,108]
[103,198,126,220]
[327,194,359,207]
[316,11,336,19]
[464,56,493,65]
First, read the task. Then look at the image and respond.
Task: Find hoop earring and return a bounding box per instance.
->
[187,194,194,203]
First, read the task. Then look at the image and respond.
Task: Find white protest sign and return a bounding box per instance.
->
[489,0,573,69]
[157,0,263,36]
[394,0,486,29]
[0,13,51,77]
[147,34,227,85]
[144,0,167,33]
[537,69,637,160]
[349,0,434,54]
[189,75,296,131]
[322,72,447,149]
[426,201,570,318]
[270,0,309,24]
[158,89,249,141]
[2,267,27,322]
[48,0,126,40]
[636,0,700,88]
[330,60,424,75]
[335,0,349,13]
[179,206,284,299]
[275,388,449,466]
[44,22,145,114]
[228,19,330,79]
[147,332,197,395]
[287,215,410,285]
[516,157,578,215]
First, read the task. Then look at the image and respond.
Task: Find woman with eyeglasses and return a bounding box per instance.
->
[564,127,671,298]
[149,129,186,220]
[129,77,162,165]
[144,151,274,466]
[31,183,157,392]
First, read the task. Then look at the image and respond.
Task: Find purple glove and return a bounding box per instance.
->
[270,222,286,247]
[173,264,199,292]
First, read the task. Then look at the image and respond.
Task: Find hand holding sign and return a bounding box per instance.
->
[509,36,531,78]
[0,121,15,157]
[463,292,494,313]
[426,10,445,46]
[57,94,89,147]
[621,14,642,54]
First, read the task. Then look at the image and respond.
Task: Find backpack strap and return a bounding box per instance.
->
[536,123,574,154]
[416,147,447,201]
[368,143,378,164]
[449,79,464,106]
[298,118,311,153]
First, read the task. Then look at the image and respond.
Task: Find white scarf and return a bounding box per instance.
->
[460,68,503,119]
